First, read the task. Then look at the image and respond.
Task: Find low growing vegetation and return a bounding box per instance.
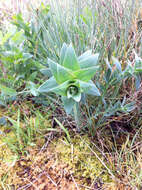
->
[0,0,142,189]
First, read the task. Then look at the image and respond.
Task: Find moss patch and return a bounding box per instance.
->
[0,104,112,189]
[0,133,112,189]
[52,135,112,185]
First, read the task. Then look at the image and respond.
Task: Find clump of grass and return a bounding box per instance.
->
[30,0,142,59]
[0,101,52,156]
[90,122,142,189]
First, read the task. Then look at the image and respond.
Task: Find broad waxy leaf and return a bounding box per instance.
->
[63,44,80,71]
[51,80,71,96]
[79,53,99,69]
[71,92,81,102]
[74,66,99,82]
[79,80,101,96]
[38,77,58,93]
[39,79,78,97]
[60,43,68,65]
[86,81,101,96]
[48,58,75,84]
[40,68,52,77]
[27,82,39,96]
[55,80,80,96]
[77,50,92,62]
[62,96,75,114]
[23,53,33,60]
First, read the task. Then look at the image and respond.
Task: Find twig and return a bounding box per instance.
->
[39,132,54,153]
[45,172,57,187]
[71,174,80,190]
[78,184,96,190]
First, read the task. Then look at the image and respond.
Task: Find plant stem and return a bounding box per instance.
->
[73,102,80,132]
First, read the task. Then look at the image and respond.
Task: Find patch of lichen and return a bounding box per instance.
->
[52,134,112,185]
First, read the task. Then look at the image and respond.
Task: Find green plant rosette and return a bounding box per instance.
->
[38,43,101,114]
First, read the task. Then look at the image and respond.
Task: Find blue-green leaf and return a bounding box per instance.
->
[27,82,39,96]
[63,44,80,71]
[79,80,101,96]
[74,66,99,82]
[39,80,74,97]
[48,58,75,84]
[78,50,92,62]
[86,81,101,96]
[23,53,33,60]
[40,68,52,77]
[62,96,75,114]
[79,53,99,69]
[51,81,71,96]
[72,92,81,102]
[38,77,58,93]
[60,43,68,65]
